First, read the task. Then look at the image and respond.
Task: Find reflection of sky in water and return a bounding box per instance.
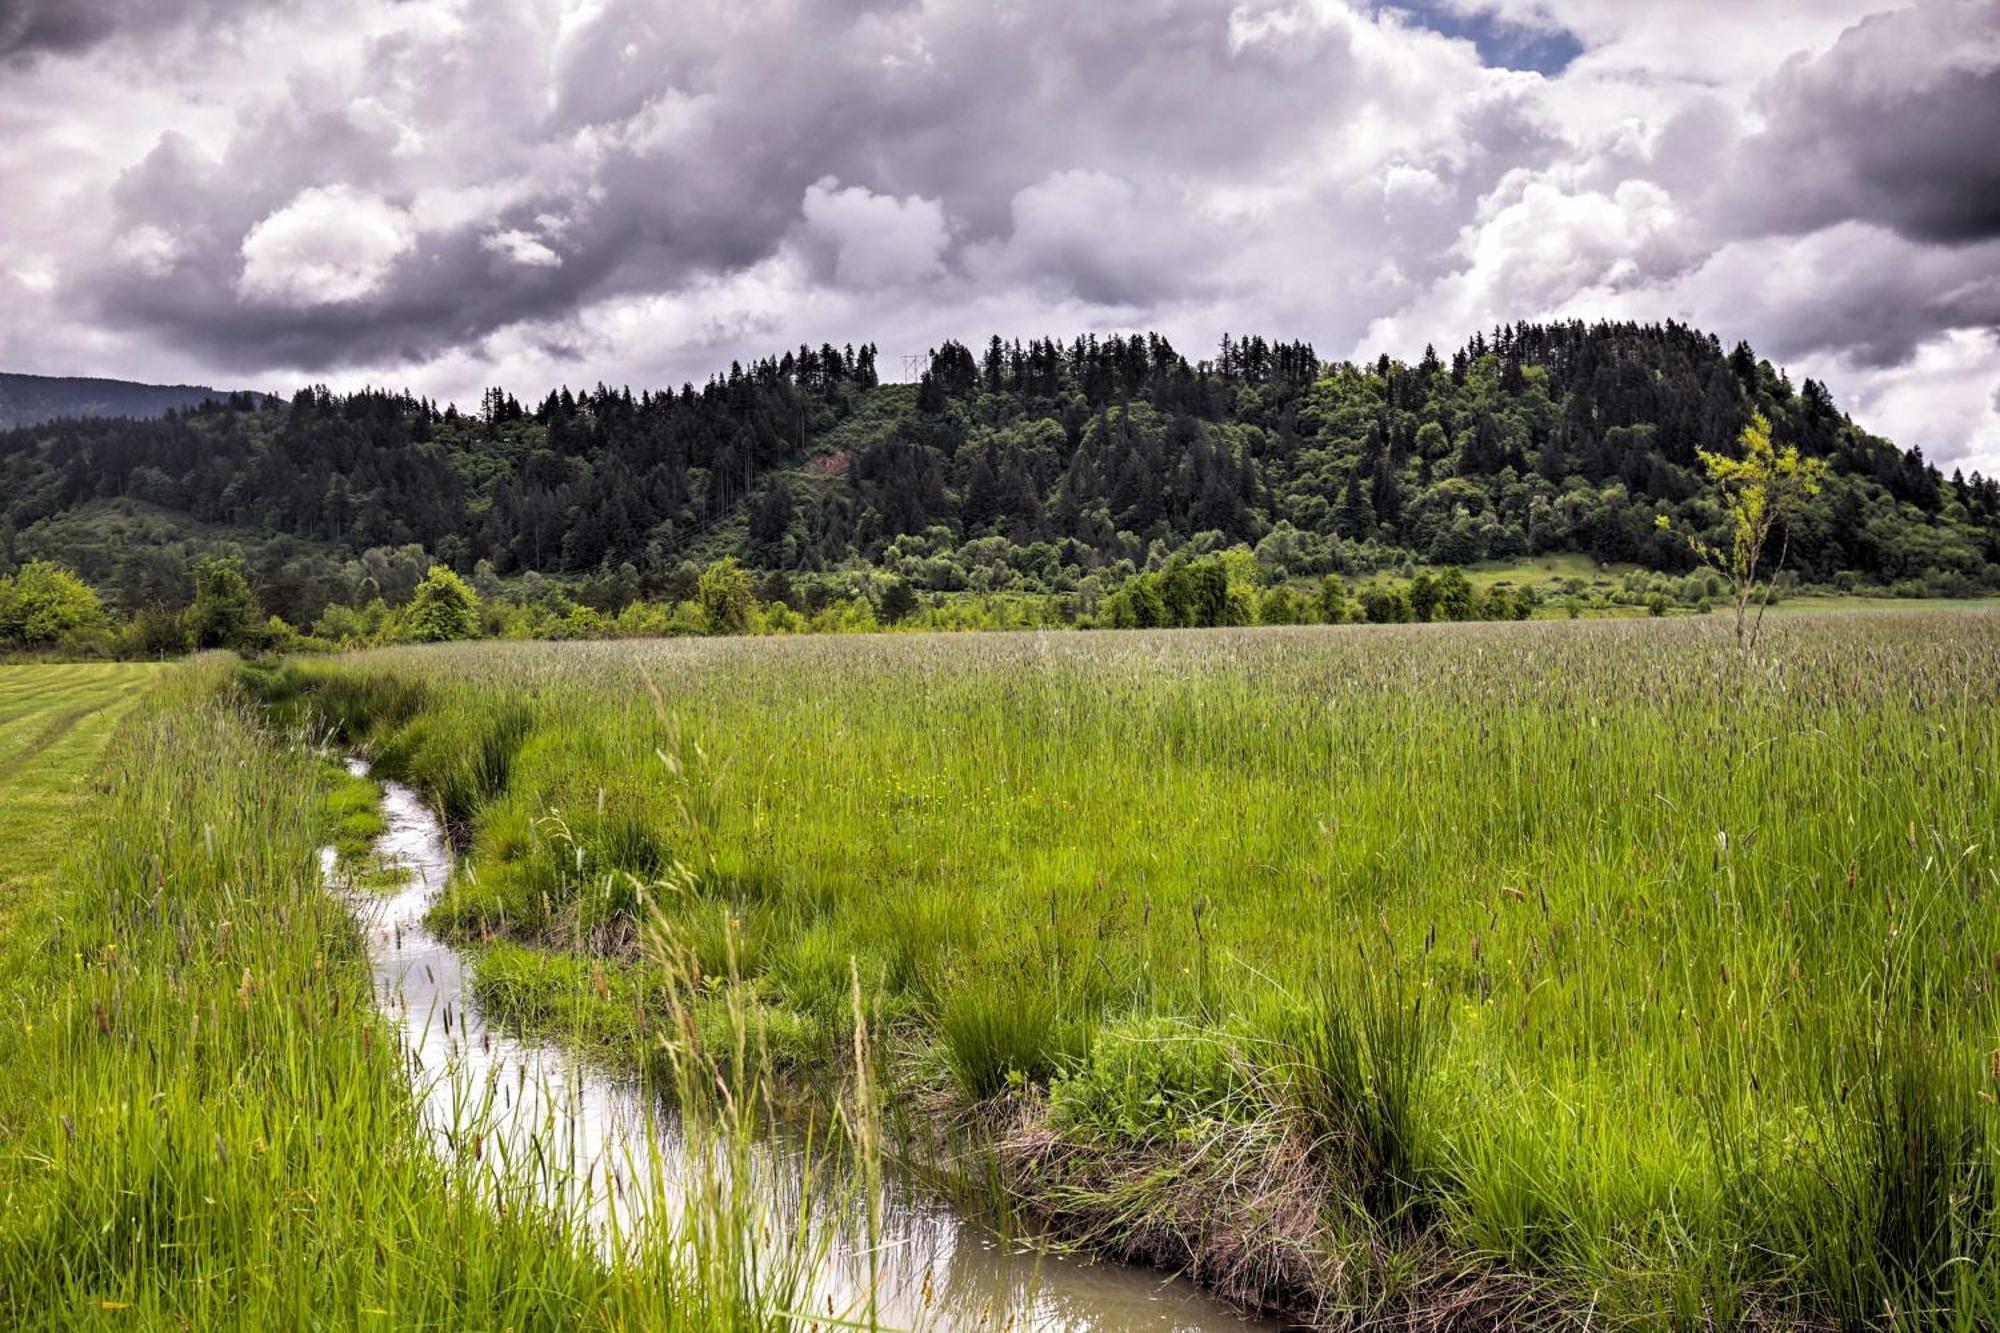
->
[330,762,1273,1332]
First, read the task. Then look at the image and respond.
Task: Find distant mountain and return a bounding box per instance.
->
[0,372,260,430]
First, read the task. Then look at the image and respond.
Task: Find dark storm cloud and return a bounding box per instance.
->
[0,0,270,60]
[66,0,1531,374]
[1726,0,2000,246]
[4,0,1996,466]
[1712,226,2000,370]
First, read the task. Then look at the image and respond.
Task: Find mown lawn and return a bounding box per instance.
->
[0,664,158,1132]
[0,663,156,920]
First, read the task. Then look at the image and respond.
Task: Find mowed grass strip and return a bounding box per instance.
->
[0,664,158,1143]
[0,663,155,969]
[270,611,2000,1328]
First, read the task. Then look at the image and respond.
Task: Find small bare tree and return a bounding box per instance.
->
[1659,412,1827,651]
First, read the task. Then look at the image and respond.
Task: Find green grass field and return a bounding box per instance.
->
[0,660,846,1329]
[0,663,154,917]
[259,611,2000,1328]
[0,664,157,1137]
[8,613,1998,1329]
[0,660,154,896]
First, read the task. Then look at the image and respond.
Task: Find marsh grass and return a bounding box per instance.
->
[0,661,867,1329]
[1284,962,1444,1217]
[263,611,2000,1326]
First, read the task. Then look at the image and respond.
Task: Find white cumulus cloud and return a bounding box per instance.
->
[798,178,950,290]
[237,185,414,306]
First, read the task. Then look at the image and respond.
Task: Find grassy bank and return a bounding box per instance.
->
[265,612,2000,1328]
[0,660,848,1328]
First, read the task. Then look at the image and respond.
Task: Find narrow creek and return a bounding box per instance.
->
[326,761,1279,1332]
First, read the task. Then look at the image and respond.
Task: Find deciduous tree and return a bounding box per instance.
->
[1659,412,1827,650]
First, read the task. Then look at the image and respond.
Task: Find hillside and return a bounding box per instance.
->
[1,322,1995,625]
[0,372,266,431]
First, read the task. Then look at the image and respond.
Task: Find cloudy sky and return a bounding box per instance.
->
[2,0,1996,473]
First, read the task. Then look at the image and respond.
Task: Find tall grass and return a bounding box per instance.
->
[0,661,859,1328]
[265,611,2000,1326]
[1285,963,1443,1216]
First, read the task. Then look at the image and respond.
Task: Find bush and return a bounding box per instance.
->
[186,556,262,650]
[877,578,919,625]
[1360,585,1411,624]
[117,605,191,657]
[1256,584,1304,626]
[698,557,756,635]
[1315,575,1353,624]
[0,560,107,649]
[403,565,481,642]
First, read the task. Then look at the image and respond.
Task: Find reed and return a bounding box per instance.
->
[251,611,2000,1326]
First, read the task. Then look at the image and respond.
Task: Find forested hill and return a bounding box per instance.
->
[2,321,1996,625]
[0,372,260,431]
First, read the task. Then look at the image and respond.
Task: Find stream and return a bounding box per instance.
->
[325,761,1279,1332]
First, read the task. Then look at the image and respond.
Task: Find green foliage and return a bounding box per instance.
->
[1435,567,1476,621]
[0,559,106,649]
[1048,1017,1253,1144]
[402,563,481,642]
[938,983,1069,1101]
[3,325,1996,641]
[1662,412,1832,648]
[185,554,262,650]
[1359,584,1411,623]
[697,557,755,635]
[876,577,919,625]
[1408,570,1441,622]
[1315,574,1354,624]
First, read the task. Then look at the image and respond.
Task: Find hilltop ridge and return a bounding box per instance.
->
[2,322,1994,624]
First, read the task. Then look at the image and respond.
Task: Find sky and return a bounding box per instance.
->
[1,0,1996,475]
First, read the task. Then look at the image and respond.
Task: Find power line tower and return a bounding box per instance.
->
[900,353,925,383]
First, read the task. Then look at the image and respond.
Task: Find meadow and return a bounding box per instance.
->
[0,658,854,1329]
[247,611,2000,1329]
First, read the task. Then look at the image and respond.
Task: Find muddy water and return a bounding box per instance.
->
[327,762,1277,1332]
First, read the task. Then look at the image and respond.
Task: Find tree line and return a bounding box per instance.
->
[1,322,1994,634]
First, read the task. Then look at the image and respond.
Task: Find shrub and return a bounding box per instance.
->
[117,605,191,657]
[1360,585,1411,624]
[403,564,481,641]
[0,560,107,648]
[186,555,262,650]
[698,557,756,635]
